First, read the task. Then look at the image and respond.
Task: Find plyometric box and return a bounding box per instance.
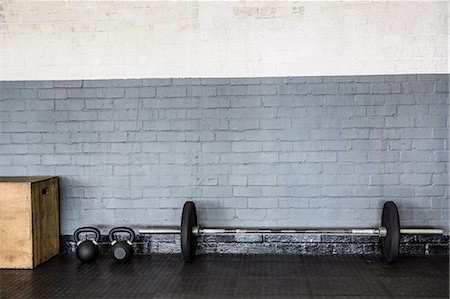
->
[0,176,59,269]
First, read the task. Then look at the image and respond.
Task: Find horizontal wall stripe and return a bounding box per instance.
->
[1,2,448,80]
[60,233,449,256]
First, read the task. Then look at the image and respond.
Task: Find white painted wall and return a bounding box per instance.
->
[0,1,448,80]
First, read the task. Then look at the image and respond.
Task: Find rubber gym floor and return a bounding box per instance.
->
[0,254,448,299]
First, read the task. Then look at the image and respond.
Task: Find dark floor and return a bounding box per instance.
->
[0,254,448,299]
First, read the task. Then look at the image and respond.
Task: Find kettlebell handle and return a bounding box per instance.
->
[108,227,135,243]
[74,227,101,243]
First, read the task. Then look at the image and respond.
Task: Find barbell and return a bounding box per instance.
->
[139,201,444,264]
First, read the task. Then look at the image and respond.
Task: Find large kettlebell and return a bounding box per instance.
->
[74,227,101,263]
[108,227,135,263]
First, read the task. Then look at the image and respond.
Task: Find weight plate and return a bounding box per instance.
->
[381,201,400,264]
[181,201,197,262]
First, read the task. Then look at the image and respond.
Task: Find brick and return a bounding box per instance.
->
[248,198,278,208]
[229,176,247,186]
[338,151,367,163]
[262,186,290,197]
[233,187,261,197]
[338,83,369,94]
[55,99,84,110]
[370,82,401,94]
[157,132,186,141]
[415,186,445,197]
[85,99,114,109]
[41,155,71,165]
[367,106,396,116]
[413,140,445,150]
[429,104,449,115]
[308,83,338,94]
[25,99,54,110]
[244,130,280,141]
[323,140,352,151]
[141,143,171,153]
[190,86,217,97]
[230,96,260,107]
[367,151,398,162]
[397,105,428,116]
[217,85,247,96]
[260,118,291,129]
[399,128,432,139]
[38,89,67,99]
[215,131,245,141]
[341,128,369,139]
[68,111,97,121]
[230,78,261,85]
[383,186,414,197]
[53,80,83,88]
[434,80,449,93]
[202,186,232,197]
[354,95,385,105]
[401,174,432,186]
[353,186,383,197]
[403,82,434,93]
[307,152,337,162]
[279,152,307,162]
[323,95,353,106]
[248,175,277,186]
[247,85,276,95]
[82,80,112,87]
[277,129,309,141]
[385,117,414,128]
[415,93,447,104]
[370,174,400,186]
[96,88,125,98]
[277,84,308,95]
[321,186,352,197]
[203,142,232,152]
[236,209,265,220]
[1,100,25,111]
[200,78,230,85]
[141,79,172,86]
[287,77,323,84]
[415,116,447,127]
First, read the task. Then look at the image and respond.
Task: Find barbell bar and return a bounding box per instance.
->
[140,227,443,236]
[139,201,444,264]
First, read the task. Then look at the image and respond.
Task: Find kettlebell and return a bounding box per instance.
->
[74,227,101,263]
[108,227,135,263]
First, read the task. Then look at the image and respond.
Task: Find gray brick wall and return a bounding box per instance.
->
[0,74,448,235]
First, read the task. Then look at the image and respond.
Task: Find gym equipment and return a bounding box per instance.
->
[181,201,197,262]
[381,201,400,263]
[139,201,444,264]
[74,227,101,263]
[108,227,135,263]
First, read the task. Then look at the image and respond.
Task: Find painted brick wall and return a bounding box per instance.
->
[1,2,448,80]
[0,74,448,234]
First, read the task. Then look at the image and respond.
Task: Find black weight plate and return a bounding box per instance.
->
[381,201,400,263]
[181,201,197,262]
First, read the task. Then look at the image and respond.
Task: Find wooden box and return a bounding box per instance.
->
[0,176,59,269]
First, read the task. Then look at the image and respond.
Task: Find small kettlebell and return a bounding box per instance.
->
[74,227,101,263]
[108,227,135,263]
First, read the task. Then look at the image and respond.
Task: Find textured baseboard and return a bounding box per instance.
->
[62,233,448,255]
